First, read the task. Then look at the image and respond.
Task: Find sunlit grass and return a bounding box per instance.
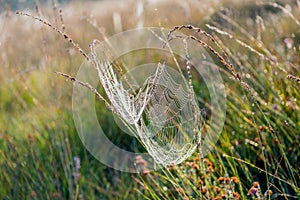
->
[0,0,299,199]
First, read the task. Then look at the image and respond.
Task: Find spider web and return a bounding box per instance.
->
[138,65,203,165]
[90,43,203,166]
[91,46,164,125]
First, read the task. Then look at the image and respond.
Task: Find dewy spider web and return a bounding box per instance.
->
[138,65,203,165]
[89,39,203,166]
[90,39,164,126]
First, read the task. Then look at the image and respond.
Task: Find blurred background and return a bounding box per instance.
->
[0,0,299,199]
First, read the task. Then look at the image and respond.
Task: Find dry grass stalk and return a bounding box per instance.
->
[205,24,276,65]
[168,24,231,63]
[168,25,261,98]
[205,23,300,85]
[58,8,66,32]
[54,71,114,111]
[34,0,49,65]
[51,0,66,31]
[215,12,275,59]
[16,11,89,61]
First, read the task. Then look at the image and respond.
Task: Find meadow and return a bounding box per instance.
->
[0,0,299,199]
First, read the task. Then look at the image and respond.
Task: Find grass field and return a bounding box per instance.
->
[0,0,299,199]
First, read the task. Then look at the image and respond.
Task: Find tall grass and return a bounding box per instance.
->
[0,0,299,199]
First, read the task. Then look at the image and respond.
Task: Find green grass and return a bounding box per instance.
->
[0,0,299,199]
